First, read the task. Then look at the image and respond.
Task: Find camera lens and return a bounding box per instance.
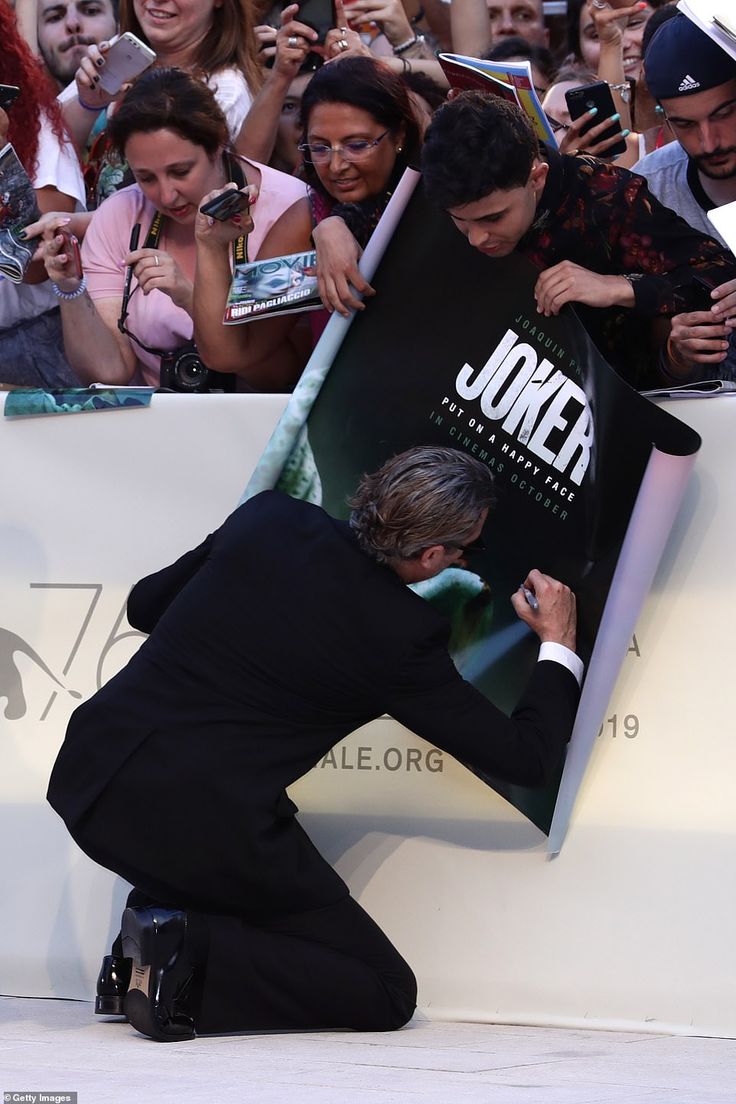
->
[174,352,209,392]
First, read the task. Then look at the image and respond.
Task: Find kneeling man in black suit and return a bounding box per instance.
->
[47,445,581,1041]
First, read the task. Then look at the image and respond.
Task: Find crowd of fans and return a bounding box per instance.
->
[1,0,735,392]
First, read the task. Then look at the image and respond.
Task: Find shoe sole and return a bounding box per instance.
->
[121,909,195,1042]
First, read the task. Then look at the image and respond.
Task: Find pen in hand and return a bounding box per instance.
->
[520,584,539,611]
[123,222,141,300]
[118,223,140,334]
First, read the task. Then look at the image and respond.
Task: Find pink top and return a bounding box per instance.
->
[82,159,307,385]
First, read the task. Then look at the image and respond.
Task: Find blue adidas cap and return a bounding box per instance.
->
[644,12,736,100]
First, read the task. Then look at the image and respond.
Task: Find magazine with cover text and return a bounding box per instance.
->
[438,53,558,147]
[223,249,321,324]
[0,143,41,283]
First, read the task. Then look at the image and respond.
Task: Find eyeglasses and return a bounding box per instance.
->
[297,130,390,164]
[445,535,486,556]
[546,116,570,135]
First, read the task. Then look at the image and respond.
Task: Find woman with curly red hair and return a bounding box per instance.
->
[0,0,86,386]
[1,1,67,176]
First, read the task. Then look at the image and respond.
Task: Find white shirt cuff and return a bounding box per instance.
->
[538,642,584,686]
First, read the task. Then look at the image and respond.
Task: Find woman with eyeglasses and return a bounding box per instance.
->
[193,55,422,377]
[301,55,422,314]
[36,68,306,390]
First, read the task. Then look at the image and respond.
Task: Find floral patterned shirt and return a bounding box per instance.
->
[517,148,736,388]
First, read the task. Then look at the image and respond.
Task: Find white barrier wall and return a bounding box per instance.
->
[1,393,734,1037]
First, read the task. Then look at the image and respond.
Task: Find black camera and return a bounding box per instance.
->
[158,343,235,393]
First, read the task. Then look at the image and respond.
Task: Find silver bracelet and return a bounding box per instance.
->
[607,80,632,104]
[51,276,87,300]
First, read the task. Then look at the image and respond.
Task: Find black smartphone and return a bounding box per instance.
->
[268,0,336,44]
[199,189,252,222]
[0,84,20,111]
[691,273,720,312]
[565,81,627,158]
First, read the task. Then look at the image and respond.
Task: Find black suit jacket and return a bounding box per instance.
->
[48,491,579,910]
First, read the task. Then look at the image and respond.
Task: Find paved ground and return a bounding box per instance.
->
[1,996,735,1104]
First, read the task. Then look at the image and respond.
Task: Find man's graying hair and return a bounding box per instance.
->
[349,446,495,564]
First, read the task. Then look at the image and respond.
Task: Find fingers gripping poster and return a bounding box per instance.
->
[243,171,700,852]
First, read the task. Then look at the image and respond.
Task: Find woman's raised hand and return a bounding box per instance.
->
[195,183,258,248]
[274,4,320,78]
[23,211,92,258]
[254,22,278,65]
[342,0,414,49]
[587,0,647,48]
[74,40,119,110]
[557,107,630,160]
[38,216,83,292]
[323,0,373,62]
[312,216,376,316]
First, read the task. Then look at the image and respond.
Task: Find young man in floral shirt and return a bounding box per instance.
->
[421,91,736,389]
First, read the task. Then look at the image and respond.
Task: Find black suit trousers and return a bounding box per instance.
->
[72,729,417,1034]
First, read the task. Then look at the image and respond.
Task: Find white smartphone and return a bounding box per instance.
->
[98,32,156,95]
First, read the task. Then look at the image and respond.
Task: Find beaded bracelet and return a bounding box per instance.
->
[393,34,420,55]
[51,276,87,300]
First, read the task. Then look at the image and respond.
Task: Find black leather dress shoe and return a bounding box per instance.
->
[95,954,132,1016]
[121,906,200,1042]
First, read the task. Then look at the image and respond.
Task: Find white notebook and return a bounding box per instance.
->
[677,0,736,62]
[707,199,736,254]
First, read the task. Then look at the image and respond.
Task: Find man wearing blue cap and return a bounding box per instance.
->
[634,11,736,381]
